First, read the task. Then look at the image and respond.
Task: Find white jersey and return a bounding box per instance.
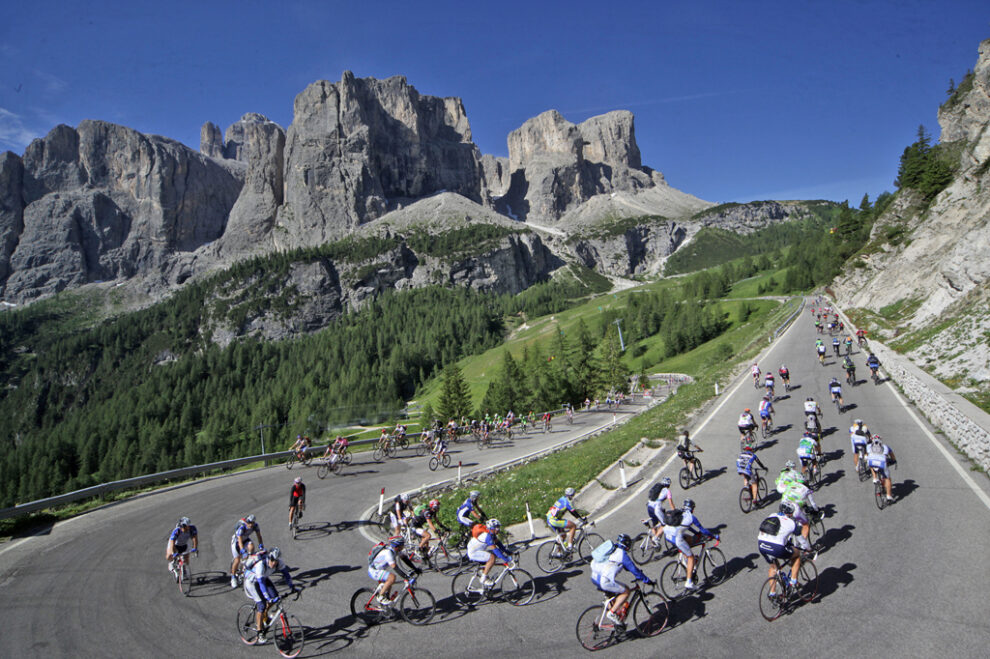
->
[757,513,797,545]
[867,443,890,468]
[849,425,870,444]
[647,489,671,519]
[244,555,288,584]
[738,413,755,427]
[370,546,398,571]
[803,401,818,415]
[590,546,626,581]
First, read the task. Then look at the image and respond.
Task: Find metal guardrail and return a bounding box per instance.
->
[772,296,806,340]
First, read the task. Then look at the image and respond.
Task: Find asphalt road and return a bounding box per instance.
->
[2,298,989,657]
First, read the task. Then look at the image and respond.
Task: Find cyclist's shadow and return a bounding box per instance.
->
[300,620,358,655]
[699,466,726,484]
[530,569,582,604]
[815,562,856,601]
[293,564,361,589]
[817,523,854,555]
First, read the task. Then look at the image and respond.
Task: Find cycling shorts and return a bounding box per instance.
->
[410,525,426,537]
[457,511,474,527]
[546,516,568,530]
[737,468,752,478]
[245,577,276,611]
[170,542,188,556]
[647,508,661,526]
[466,540,491,563]
[591,573,627,594]
[760,410,771,419]
[869,463,889,479]
[368,567,390,582]
[665,529,692,556]
[231,535,247,559]
[758,541,791,564]
[289,494,303,507]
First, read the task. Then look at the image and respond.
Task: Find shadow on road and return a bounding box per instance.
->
[186,570,237,598]
[893,478,919,501]
[294,564,360,589]
[815,469,844,490]
[723,551,761,582]
[531,569,581,604]
[816,562,856,601]
[700,466,727,484]
[293,521,335,540]
[817,524,854,554]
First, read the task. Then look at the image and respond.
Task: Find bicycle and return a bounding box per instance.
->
[781,375,791,392]
[760,416,773,439]
[350,577,436,626]
[631,519,673,565]
[169,549,196,596]
[285,450,312,470]
[236,589,305,657]
[316,456,342,479]
[804,508,825,549]
[575,583,669,650]
[373,440,397,462]
[758,550,818,621]
[451,558,536,607]
[855,446,870,481]
[678,452,704,489]
[740,428,757,452]
[831,392,843,414]
[535,520,604,573]
[659,535,726,599]
[424,530,465,574]
[845,369,856,386]
[739,467,768,514]
[414,436,434,458]
[870,365,880,385]
[290,503,305,540]
[429,451,451,471]
[873,461,897,510]
[817,351,826,366]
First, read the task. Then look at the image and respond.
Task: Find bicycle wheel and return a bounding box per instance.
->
[874,480,886,510]
[291,516,298,540]
[178,560,192,595]
[578,532,605,564]
[400,587,436,625]
[678,466,691,490]
[535,540,566,573]
[576,605,615,651]
[702,547,727,585]
[632,589,669,637]
[237,603,260,644]
[756,477,768,507]
[758,576,785,621]
[285,454,295,470]
[857,459,869,482]
[452,569,485,606]
[342,451,352,466]
[809,461,821,487]
[761,422,769,440]
[797,558,818,602]
[349,587,380,626]
[739,487,753,514]
[441,453,451,468]
[691,458,703,483]
[415,443,428,458]
[429,456,439,471]
[273,612,304,658]
[809,515,825,545]
[631,532,655,565]
[434,544,465,575]
[317,463,329,479]
[659,560,685,600]
[498,568,536,606]
[373,446,386,462]
[330,460,342,475]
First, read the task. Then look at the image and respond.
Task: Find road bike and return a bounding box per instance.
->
[758,550,818,621]
[631,519,673,565]
[740,428,757,452]
[855,445,870,481]
[350,577,436,626]
[739,467,768,514]
[285,450,312,470]
[373,441,397,462]
[659,535,726,599]
[451,559,536,607]
[678,452,704,489]
[846,368,856,386]
[237,590,305,657]
[872,461,897,510]
[781,375,791,392]
[535,520,604,573]
[817,351,826,366]
[804,508,825,549]
[760,415,773,439]
[290,503,305,539]
[831,392,843,414]
[575,583,669,650]
[169,549,196,595]
[870,365,881,385]
[429,451,451,471]
[316,456,342,479]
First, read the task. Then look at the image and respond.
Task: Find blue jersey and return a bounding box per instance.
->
[547,496,574,520]
[457,497,477,518]
[234,520,260,539]
[169,525,197,546]
[736,452,758,476]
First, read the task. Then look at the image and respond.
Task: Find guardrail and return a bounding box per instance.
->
[772,296,806,340]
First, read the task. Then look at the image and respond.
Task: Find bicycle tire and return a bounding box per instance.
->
[237,603,260,644]
[632,589,669,637]
[809,515,825,545]
[291,516,298,540]
[691,458,703,483]
[758,576,785,621]
[498,568,536,606]
[373,446,386,462]
[317,463,329,479]
[576,605,615,651]
[631,532,655,565]
[349,587,381,626]
[415,443,428,458]
[756,477,768,506]
[400,587,436,625]
[578,532,605,564]
[659,559,685,600]
[535,540,565,574]
[285,455,295,470]
[451,569,485,606]
[761,422,769,440]
[273,612,304,658]
[341,451,352,466]
[429,456,440,471]
[739,487,753,513]
[874,480,886,510]
[797,558,818,602]
[678,467,691,490]
[857,459,869,482]
[441,453,451,468]
[702,547,727,585]
[330,460,342,475]
[433,543,464,575]
[178,561,191,595]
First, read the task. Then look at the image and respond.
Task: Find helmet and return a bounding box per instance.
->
[763,395,770,401]
[268,547,281,561]
[780,364,786,369]
[784,460,796,469]
[294,477,302,484]
[429,499,440,511]
[615,533,631,549]
[245,514,256,524]
[400,493,409,503]
[744,408,751,413]
[854,419,863,425]
[871,435,883,445]
[296,434,302,439]
[469,490,480,501]
[778,502,794,516]
[742,444,753,452]
[766,371,772,376]
[830,377,838,382]
[806,397,813,402]
[178,516,191,527]
[486,518,501,531]
[682,499,695,511]
[389,535,406,549]
[659,477,671,487]
[564,487,576,497]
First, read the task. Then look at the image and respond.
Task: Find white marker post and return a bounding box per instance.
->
[715,383,720,395]
[618,460,628,489]
[457,461,462,486]
[377,487,385,516]
[526,502,535,540]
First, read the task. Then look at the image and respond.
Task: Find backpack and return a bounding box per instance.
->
[663,508,683,527]
[759,516,781,536]
[590,540,615,564]
[648,483,663,501]
[471,523,488,539]
[368,541,387,566]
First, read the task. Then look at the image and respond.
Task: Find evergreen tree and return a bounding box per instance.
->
[597,325,630,395]
[436,362,472,422]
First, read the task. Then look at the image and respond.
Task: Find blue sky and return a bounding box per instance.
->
[1,1,987,205]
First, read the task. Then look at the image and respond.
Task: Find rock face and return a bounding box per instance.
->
[0,121,243,301]
[0,152,25,283]
[569,222,687,277]
[200,122,224,159]
[275,73,484,248]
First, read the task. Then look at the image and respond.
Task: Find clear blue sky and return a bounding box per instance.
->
[1,1,987,205]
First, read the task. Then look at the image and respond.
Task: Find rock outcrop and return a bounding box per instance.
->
[200,122,224,159]
[0,152,24,283]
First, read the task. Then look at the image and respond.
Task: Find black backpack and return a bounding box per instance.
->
[649,483,663,501]
[663,508,683,527]
[759,515,781,535]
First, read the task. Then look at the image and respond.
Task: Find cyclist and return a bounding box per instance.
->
[456,491,487,532]
[323,435,349,465]
[738,408,757,444]
[377,428,391,450]
[590,533,655,628]
[849,419,872,470]
[843,355,856,383]
[467,518,513,585]
[431,431,448,460]
[758,396,774,433]
[288,477,306,529]
[778,364,790,389]
[764,371,775,399]
[231,514,264,589]
[737,445,767,505]
[676,430,703,471]
[751,363,761,387]
[775,460,805,494]
[856,328,868,346]
[166,516,198,577]
[797,431,820,477]
[782,479,821,543]
[542,411,553,432]
[646,478,675,539]
[244,546,297,645]
[390,493,413,535]
[814,318,822,333]
[866,435,897,503]
[831,336,841,356]
[757,502,812,598]
[410,499,449,562]
[815,340,827,363]
[803,396,821,425]
[843,335,854,355]
[290,434,310,461]
[828,377,844,410]
[662,499,717,591]
[368,535,421,607]
[546,487,584,549]
[866,352,881,379]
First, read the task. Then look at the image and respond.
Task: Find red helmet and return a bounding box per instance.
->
[428,499,440,511]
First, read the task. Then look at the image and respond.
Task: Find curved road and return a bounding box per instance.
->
[2,298,989,657]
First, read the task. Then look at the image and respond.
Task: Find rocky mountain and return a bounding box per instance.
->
[831,38,990,394]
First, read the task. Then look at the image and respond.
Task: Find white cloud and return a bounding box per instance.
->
[0,107,42,150]
[31,68,68,95]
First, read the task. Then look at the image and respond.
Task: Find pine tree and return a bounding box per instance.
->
[436,362,472,422]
